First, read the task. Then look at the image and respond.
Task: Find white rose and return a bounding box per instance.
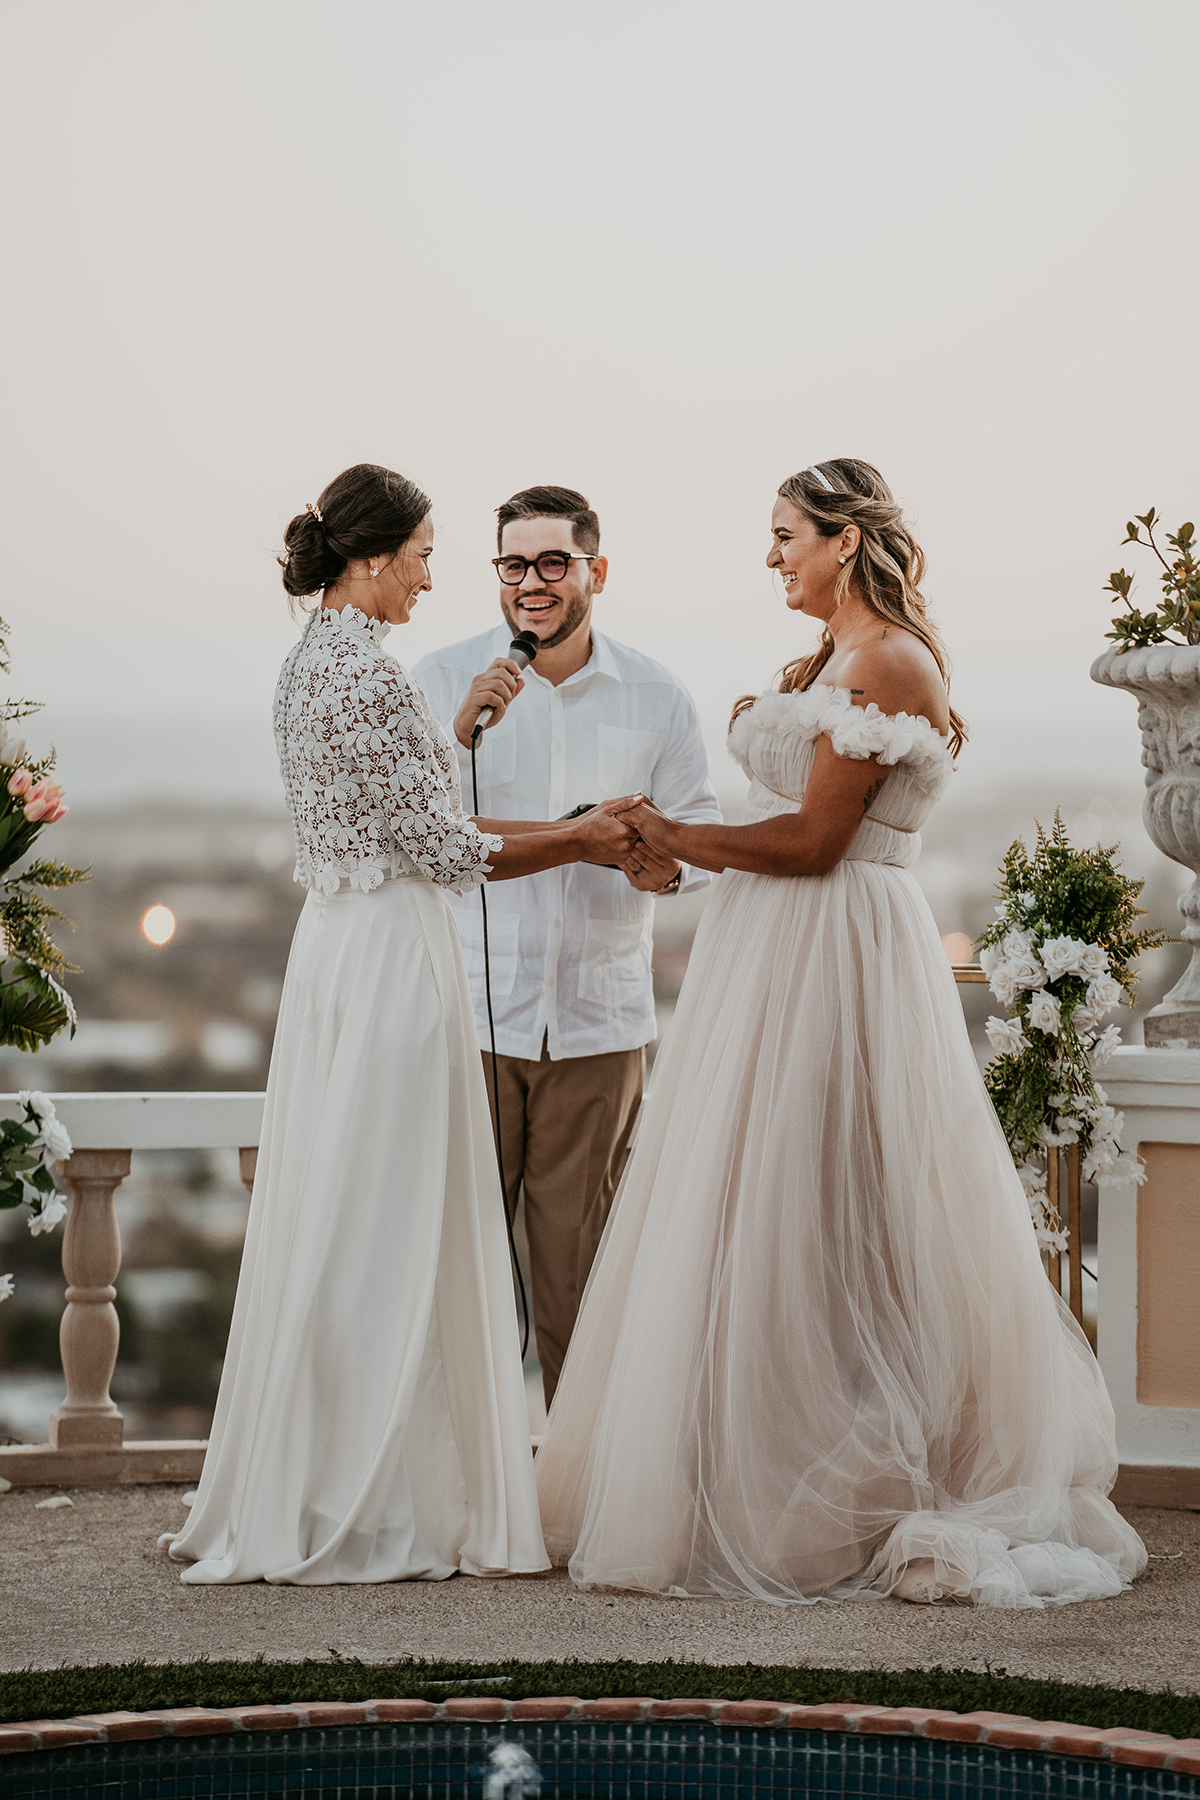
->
[28,1193,68,1236]
[37,1117,73,1164]
[979,943,1001,978]
[1086,973,1122,1015]
[1027,990,1062,1036]
[1003,927,1034,959]
[1072,1002,1105,1033]
[1039,935,1091,980]
[1090,1024,1122,1066]
[1007,953,1048,993]
[1076,943,1110,980]
[986,1015,1030,1055]
[989,965,1021,1007]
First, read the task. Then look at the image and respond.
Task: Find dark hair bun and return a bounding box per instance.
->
[279,464,432,601]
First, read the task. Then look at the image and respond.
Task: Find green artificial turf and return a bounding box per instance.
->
[2,1657,1199,1740]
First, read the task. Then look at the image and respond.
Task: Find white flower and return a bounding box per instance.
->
[989,965,1021,1007]
[979,943,1001,979]
[1018,891,1036,911]
[1002,927,1034,959]
[1085,973,1122,1015]
[1076,943,1111,980]
[1095,1149,1145,1188]
[1027,990,1063,1036]
[1090,1024,1123,1066]
[0,726,27,766]
[1018,1159,1047,1196]
[1008,953,1048,993]
[986,1015,1031,1055]
[1040,935,1092,980]
[28,1193,68,1236]
[1072,1001,1106,1033]
[1036,1224,1070,1254]
[38,1118,72,1165]
[1041,1120,1079,1146]
[0,1273,13,1303]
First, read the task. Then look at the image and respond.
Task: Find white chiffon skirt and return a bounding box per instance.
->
[535,858,1146,1608]
[164,875,548,1585]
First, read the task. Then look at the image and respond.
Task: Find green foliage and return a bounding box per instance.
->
[1,1656,1198,1738]
[0,614,88,1049]
[1104,507,1200,648]
[976,815,1167,1240]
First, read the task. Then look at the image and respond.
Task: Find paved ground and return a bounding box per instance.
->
[3,1486,1198,1693]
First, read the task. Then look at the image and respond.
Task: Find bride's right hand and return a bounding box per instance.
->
[575,796,642,865]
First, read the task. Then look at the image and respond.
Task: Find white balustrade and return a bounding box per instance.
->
[0,1092,263,1488]
[1,1063,1198,1506]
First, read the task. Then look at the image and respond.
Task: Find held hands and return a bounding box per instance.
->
[613,797,682,892]
[574,796,643,866]
[453,659,525,749]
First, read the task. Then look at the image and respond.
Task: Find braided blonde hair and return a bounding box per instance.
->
[732,457,966,756]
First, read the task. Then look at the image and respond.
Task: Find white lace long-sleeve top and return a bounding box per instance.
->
[273,604,503,897]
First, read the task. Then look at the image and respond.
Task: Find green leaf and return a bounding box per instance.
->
[0,964,71,1052]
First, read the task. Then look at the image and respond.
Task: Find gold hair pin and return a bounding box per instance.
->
[306,501,324,523]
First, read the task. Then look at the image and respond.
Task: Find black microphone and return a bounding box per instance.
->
[471,631,540,742]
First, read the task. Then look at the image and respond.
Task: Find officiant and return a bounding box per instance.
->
[414,484,720,1407]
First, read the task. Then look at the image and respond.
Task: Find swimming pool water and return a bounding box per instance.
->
[5,1721,1199,1799]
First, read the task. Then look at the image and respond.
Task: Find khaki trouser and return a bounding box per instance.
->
[481,1039,645,1410]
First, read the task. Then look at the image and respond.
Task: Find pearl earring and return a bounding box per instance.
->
[838,556,846,565]
[371,566,379,578]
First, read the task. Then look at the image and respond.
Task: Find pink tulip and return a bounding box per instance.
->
[24,780,64,825]
[24,798,50,822]
[43,799,68,823]
[6,768,31,797]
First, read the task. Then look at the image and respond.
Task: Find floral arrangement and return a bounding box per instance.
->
[1104,508,1200,650]
[0,615,87,1051]
[0,1091,72,1304]
[978,815,1167,1251]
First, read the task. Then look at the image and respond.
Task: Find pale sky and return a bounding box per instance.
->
[3,0,1197,809]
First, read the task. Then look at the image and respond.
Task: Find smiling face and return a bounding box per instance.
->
[496,516,606,649]
[374,517,434,624]
[767,497,856,621]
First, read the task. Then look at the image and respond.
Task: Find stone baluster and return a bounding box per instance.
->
[48,1149,131,1450]
[238,1147,258,1195]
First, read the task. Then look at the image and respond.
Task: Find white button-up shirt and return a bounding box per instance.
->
[413,624,721,1060]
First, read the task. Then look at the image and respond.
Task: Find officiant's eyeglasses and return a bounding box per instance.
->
[492,552,596,585]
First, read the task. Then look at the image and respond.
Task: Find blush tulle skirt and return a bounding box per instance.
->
[535,858,1146,1608]
[164,875,547,1584]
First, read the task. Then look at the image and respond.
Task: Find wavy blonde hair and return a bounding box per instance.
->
[731,457,966,756]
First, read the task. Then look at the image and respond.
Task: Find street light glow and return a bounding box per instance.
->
[142,905,176,946]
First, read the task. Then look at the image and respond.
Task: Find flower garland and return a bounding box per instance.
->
[0,1090,72,1303]
[978,815,1167,1252]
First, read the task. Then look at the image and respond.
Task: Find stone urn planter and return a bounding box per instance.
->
[1092,643,1200,1045]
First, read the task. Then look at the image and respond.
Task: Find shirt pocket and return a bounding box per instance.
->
[577,917,652,1008]
[476,714,518,789]
[455,906,521,998]
[595,724,659,800]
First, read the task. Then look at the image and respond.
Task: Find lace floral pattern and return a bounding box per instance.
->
[273,606,502,896]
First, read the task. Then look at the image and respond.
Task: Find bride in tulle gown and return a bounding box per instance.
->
[535,457,1146,1609]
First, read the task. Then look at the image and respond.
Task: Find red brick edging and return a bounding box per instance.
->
[0,1697,1198,1774]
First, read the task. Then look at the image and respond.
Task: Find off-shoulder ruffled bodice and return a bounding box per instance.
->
[727,685,954,869]
[273,604,502,896]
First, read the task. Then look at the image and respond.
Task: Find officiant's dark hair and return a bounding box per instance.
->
[496,485,600,555]
[280,464,432,611]
[731,458,967,757]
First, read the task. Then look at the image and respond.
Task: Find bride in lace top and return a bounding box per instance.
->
[166,464,634,1586]
[535,457,1146,1609]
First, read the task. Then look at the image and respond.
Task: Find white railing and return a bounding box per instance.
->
[0,1093,263,1488]
[2,1052,1199,1504]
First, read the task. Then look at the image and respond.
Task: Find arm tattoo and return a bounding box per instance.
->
[862,775,887,815]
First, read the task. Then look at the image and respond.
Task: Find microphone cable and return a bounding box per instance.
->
[471,732,531,1360]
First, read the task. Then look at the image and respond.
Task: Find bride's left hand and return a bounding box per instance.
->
[616,796,678,856]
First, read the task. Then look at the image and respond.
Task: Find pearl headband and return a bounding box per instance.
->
[806,465,835,492]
